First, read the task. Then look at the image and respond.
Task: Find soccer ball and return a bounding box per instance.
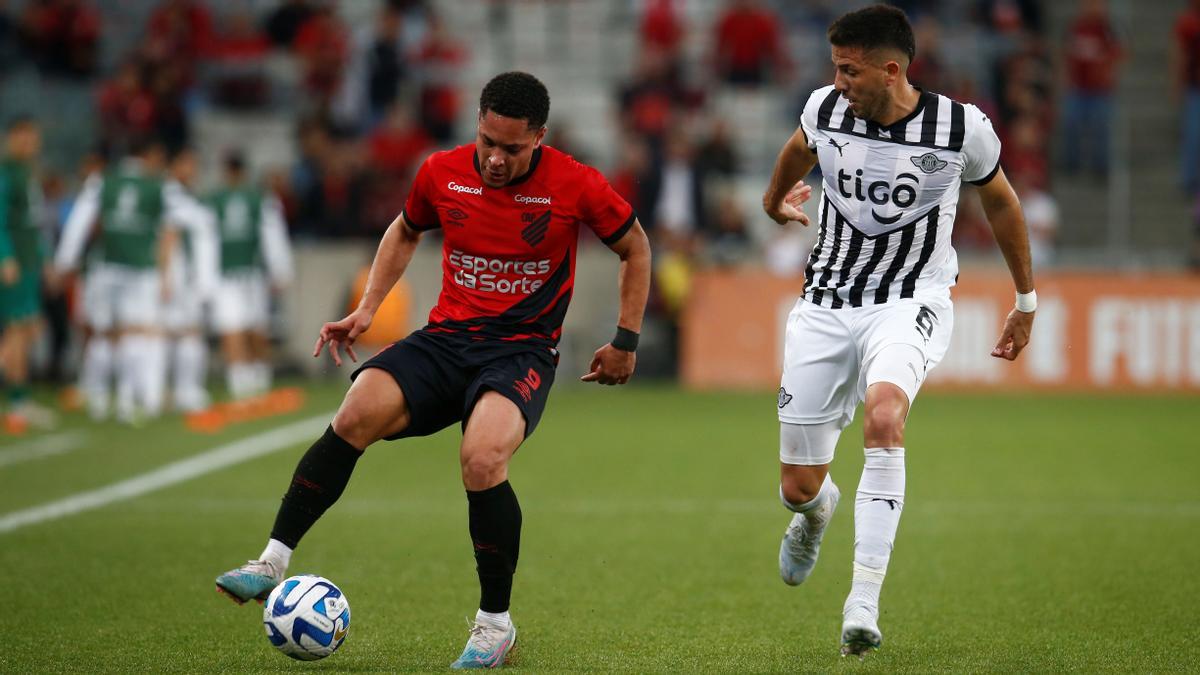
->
[262,575,350,661]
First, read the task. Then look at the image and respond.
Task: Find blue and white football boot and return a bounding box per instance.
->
[841,602,883,657]
[450,619,517,669]
[214,559,283,605]
[779,481,840,585]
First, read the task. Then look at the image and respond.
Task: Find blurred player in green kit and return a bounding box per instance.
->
[0,117,55,433]
[56,139,210,423]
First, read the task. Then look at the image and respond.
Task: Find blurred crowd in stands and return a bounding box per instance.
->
[3,0,1200,268]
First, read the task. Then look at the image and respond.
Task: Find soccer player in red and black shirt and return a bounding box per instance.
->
[215,72,652,668]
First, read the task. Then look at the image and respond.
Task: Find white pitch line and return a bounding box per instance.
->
[0,411,333,535]
[0,431,87,469]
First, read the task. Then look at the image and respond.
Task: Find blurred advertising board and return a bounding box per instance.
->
[681,271,1200,392]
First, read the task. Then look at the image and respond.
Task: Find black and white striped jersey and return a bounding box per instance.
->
[798,85,1001,308]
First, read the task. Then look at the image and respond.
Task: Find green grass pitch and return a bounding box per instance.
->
[1,382,1197,673]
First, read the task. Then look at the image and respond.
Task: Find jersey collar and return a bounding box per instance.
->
[472,146,543,188]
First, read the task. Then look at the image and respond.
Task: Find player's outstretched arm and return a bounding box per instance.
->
[978,166,1035,361]
[762,126,818,226]
[314,212,423,366]
[581,220,651,385]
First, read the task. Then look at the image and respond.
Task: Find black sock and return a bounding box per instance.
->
[270,426,362,549]
[467,480,522,613]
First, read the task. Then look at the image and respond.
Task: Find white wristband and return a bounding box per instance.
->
[1015,290,1037,313]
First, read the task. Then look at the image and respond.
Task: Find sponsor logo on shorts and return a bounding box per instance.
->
[448,181,482,195]
[914,305,937,344]
[777,387,793,409]
[513,367,542,403]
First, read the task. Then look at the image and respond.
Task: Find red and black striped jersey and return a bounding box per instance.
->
[401,144,635,346]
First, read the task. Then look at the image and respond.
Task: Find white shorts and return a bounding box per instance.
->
[778,296,953,429]
[82,264,162,332]
[162,255,206,332]
[163,287,205,332]
[213,272,268,333]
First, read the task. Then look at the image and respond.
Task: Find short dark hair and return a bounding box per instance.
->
[479,72,550,130]
[223,150,247,173]
[828,4,916,65]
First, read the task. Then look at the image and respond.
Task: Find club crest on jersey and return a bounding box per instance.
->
[521,210,551,247]
[910,152,948,175]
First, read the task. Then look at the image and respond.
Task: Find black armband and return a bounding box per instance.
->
[611,326,639,352]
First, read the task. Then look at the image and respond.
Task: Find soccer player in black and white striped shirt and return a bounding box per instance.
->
[761,5,1036,656]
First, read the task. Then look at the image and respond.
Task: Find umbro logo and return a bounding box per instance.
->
[910,152,948,175]
[521,209,551,247]
[778,387,793,409]
[828,138,849,157]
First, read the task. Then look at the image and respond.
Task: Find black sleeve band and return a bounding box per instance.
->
[400,207,441,231]
[968,160,1001,186]
[612,326,639,352]
[600,211,637,246]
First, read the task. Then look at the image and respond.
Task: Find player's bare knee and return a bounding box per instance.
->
[330,403,379,450]
[781,468,825,504]
[863,404,905,447]
[460,446,507,489]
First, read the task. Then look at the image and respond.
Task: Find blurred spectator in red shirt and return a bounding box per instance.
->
[207,8,272,110]
[640,0,685,82]
[618,48,702,146]
[293,4,349,111]
[146,0,214,66]
[713,0,788,86]
[20,0,100,78]
[367,103,431,177]
[1061,0,1122,175]
[97,59,157,150]
[1002,115,1049,190]
[1175,0,1200,193]
[365,104,430,233]
[415,12,466,143]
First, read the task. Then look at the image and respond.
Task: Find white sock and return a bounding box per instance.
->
[175,335,208,403]
[476,609,511,629]
[781,473,835,526]
[116,335,141,417]
[849,447,905,612]
[228,362,253,399]
[259,538,293,572]
[80,337,113,418]
[140,335,168,416]
[255,360,273,393]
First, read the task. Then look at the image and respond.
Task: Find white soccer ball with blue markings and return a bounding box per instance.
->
[262,574,350,661]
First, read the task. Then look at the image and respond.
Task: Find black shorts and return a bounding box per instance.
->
[351,329,558,440]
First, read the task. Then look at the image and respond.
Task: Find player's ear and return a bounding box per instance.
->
[533,126,547,148]
[884,59,902,83]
